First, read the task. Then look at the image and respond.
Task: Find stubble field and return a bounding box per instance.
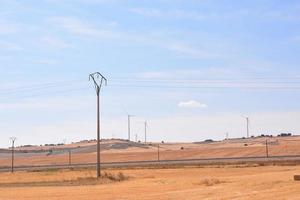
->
[0,165,300,200]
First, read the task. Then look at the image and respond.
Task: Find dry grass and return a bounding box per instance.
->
[101,171,128,182]
[1,166,300,199]
[0,170,128,187]
[197,178,227,186]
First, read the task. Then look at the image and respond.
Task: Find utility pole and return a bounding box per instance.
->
[89,72,107,179]
[265,140,269,158]
[10,137,17,173]
[128,115,134,141]
[144,121,147,143]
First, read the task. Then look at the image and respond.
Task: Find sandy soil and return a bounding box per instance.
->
[0,165,299,200]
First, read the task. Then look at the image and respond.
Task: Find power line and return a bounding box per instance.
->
[2,77,300,101]
[0,87,90,101]
[3,77,300,91]
[0,79,86,93]
[108,84,300,90]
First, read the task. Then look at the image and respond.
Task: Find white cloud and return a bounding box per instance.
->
[178,100,207,108]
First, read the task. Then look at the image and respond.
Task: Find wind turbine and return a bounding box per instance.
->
[242,116,250,138]
[144,121,148,143]
[127,114,135,141]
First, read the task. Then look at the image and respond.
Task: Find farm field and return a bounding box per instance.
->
[0,165,300,200]
[0,136,300,167]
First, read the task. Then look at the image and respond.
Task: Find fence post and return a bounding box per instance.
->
[157,144,160,162]
[68,149,71,166]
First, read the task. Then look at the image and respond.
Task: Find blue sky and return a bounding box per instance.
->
[1,0,300,147]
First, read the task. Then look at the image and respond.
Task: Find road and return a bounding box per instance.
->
[1,155,300,172]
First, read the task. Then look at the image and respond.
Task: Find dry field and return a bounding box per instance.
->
[0,165,300,200]
[1,137,300,167]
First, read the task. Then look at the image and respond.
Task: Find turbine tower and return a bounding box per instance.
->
[242,116,250,138]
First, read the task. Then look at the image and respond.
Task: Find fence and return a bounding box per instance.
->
[0,137,300,169]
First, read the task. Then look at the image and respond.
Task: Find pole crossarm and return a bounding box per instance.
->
[10,137,17,143]
[89,72,107,94]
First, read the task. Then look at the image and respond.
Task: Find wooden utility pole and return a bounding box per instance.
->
[10,137,17,173]
[89,72,107,178]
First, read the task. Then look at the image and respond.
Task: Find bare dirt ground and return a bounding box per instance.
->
[1,136,300,167]
[0,165,300,200]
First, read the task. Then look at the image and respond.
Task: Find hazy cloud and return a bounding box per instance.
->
[178,100,207,108]
[50,16,119,39]
[49,16,226,59]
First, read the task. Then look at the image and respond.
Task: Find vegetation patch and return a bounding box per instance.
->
[0,171,129,188]
[197,178,226,186]
[101,172,128,182]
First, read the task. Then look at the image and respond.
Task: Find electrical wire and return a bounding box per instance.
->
[1,76,300,101]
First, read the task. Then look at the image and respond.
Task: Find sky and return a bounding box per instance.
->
[1,0,300,147]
